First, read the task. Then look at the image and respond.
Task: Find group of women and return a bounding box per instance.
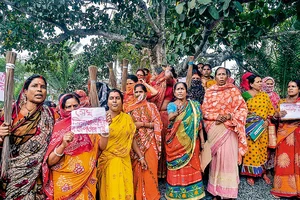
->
[0,62,299,200]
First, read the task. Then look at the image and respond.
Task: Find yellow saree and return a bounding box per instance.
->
[97,112,136,200]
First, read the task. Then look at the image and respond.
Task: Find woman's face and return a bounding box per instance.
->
[192,74,201,81]
[64,98,79,112]
[250,77,262,91]
[287,81,299,97]
[24,78,47,104]
[108,92,123,112]
[215,68,228,86]
[134,86,146,100]
[265,79,274,87]
[174,83,187,100]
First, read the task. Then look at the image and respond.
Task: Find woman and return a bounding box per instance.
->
[98,89,136,200]
[271,80,300,198]
[240,74,275,186]
[262,77,280,171]
[43,93,108,199]
[0,75,54,199]
[150,66,176,178]
[202,67,248,199]
[126,84,162,200]
[165,82,205,200]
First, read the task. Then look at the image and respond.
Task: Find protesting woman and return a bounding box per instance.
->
[165,82,205,200]
[0,75,54,199]
[43,93,108,199]
[98,89,136,200]
[126,83,162,200]
[271,80,300,198]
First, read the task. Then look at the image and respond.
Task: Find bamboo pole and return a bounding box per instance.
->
[1,51,17,178]
[88,66,100,107]
[121,59,129,92]
[107,62,117,89]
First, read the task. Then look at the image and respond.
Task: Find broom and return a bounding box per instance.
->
[1,51,17,178]
[88,66,100,107]
[121,59,129,92]
[107,62,117,89]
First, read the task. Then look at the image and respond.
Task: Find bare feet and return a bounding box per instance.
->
[247,177,255,186]
[263,174,272,185]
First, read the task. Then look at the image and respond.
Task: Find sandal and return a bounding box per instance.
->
[247,177,255,186]
[263,174,272,185]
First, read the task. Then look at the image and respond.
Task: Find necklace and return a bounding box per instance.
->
[24,104,35,115]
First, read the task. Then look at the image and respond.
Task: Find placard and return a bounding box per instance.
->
[280,103,300,120]
[71,107,109,134]
[0,72,5,101]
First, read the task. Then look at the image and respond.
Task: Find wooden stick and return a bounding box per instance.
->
[88,66,100,107]
[1,51,17,178]
[121,59,129,92]
[107,62,117,89]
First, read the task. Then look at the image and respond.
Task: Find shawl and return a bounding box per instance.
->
[166,100,202,170]
[188,79,205,104]
[74,90,90,107]
[0,79,54,199]
[123,83,136,112]
[202,83,248,156]
[149,72,167,110]
[240,72,253,92]
[262,77,280,109]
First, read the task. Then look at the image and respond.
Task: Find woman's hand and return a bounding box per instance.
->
[275,110,287,118]
[106,112,112,125]
[62,132,74,148]
[139,157,148,170]
[216,114,228,124]
[263,120,269,129]
[135,122,144,129]
[0,123,10,138]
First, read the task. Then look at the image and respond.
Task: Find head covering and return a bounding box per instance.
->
[74,89,90,107]
[240,72,253,92]
[262,76,280,109]
[188,79,205,104]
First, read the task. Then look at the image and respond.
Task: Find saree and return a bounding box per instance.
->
[127,99,162,200]
[271,98,300,197]
[149,71,175,178]
[43,95,100,200]
[165,100,205,200]
[240,91,275,177]
[97,112,136,200]
[0,88,54,199]
[202,83,248,198]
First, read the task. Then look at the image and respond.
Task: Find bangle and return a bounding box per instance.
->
[150,122,152,128]
[143,122,145,127]
[54,147,64,157]
[100,132,110,138]
[188,61,194,65]
[138,156,144,161]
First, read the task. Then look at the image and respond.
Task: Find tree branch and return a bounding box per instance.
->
[261,30,300,39]
[137,0,161,35]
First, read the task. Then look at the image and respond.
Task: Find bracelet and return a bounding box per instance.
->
[100,132,110,138]
[143,122,145,127]
[150,122,152,128]
[138,156,144,161]
[188,61,194,65]
[54,147,64,157]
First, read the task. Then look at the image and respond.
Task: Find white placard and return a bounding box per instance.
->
[0,72,5,101]
[71,107,109,134]
[280,103,300,120]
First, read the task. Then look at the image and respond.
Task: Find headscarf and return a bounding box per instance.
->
[74,89,90,107]
[262,77,280,109]
[240,72,253,92]
[188,79,205,104]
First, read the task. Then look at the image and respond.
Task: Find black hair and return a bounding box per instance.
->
[127,74,139,83]
[143,68,150,73]
[61,93,80,109]
[289,80,300,91]
[134,83,147,92]
[154,66,164,75]
[44,100,56,108]
[226,68,232,77]
[247,74,260,89]
[136,69,145,76]
[192,69,202,77]
[108,89,124,103]
[24,74,47,90]
[58,93,65,102]
[215,67,229,77]
[174,82,188,92]
[168,66,178,79]
[203,64,212,70]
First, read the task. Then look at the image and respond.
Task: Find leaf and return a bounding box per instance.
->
[233,1,243,12]
[208,6,219,20]
[179,14,185,21]
[170,34,175,41]
[176,3,185,14]
[188,0,196,9]
[177,33,182,41]
[199,5,207,15]
[197,0,212,5]
[182,32,187,40]
[223,0,231,11]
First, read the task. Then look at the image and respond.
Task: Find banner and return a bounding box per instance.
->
[280,103,300,120]
[0,72,5,101]
[71,107,109,134]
